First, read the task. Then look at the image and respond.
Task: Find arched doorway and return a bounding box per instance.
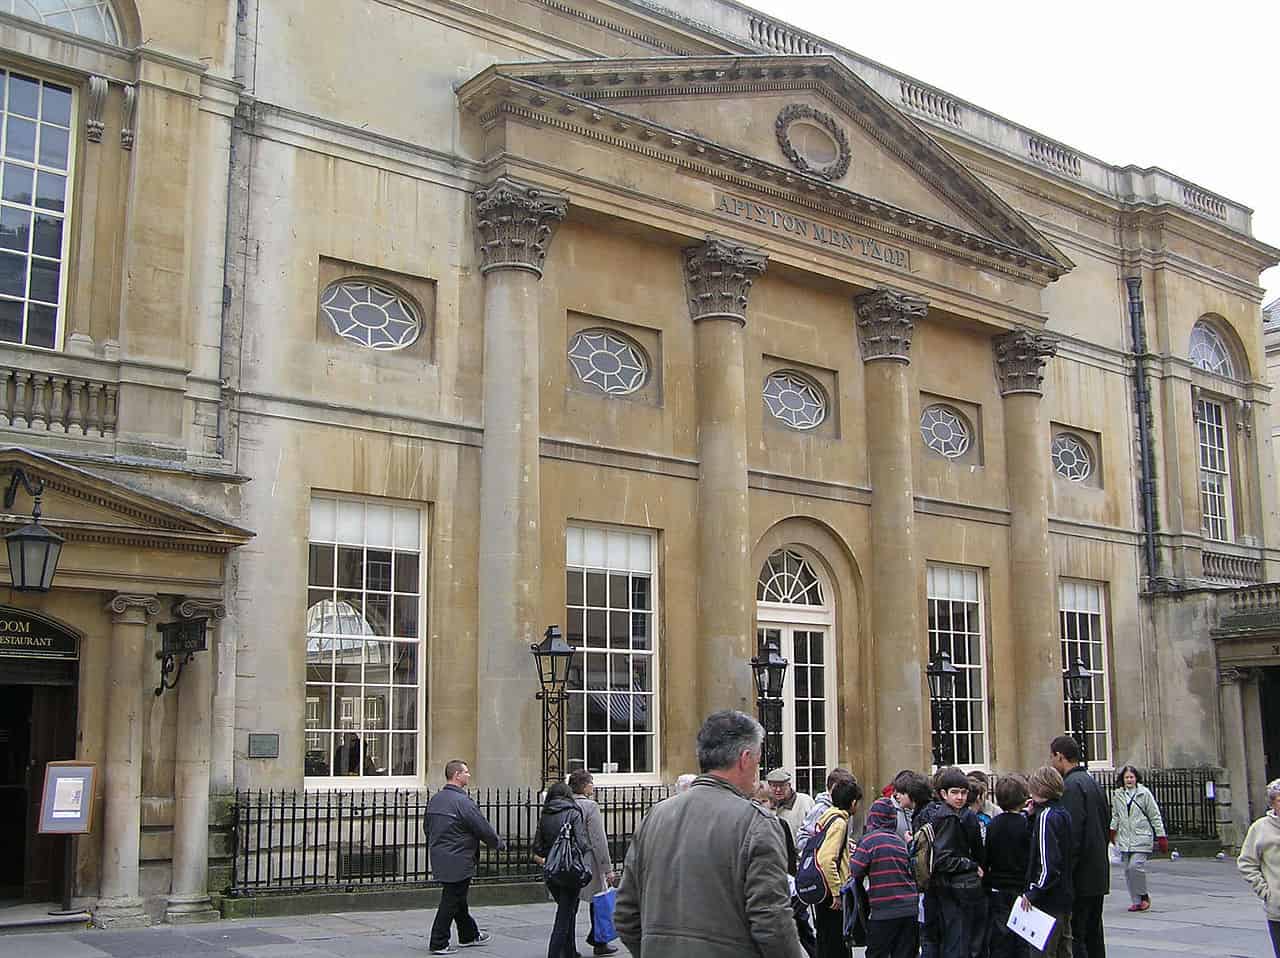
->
[756,548,836,796]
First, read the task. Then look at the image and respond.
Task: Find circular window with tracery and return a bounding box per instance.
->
[763,371,827,430]
[567,329,648,395]
[920,404,971,459]
[1051,433,1093,482]
[320,280,421,350]
[757,549,824,605]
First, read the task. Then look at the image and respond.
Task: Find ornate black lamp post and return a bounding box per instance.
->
[750,635,788,774]
[1065,656,1092,769]
[926,649,959,768]
[531,625,577,787]
[4,468,63,592]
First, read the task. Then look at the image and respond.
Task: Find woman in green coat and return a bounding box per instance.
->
[1108,766,1168,911]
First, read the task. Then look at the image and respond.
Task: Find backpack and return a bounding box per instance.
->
[795,813,842,905]
[544,814,592,890]
[909,821,935,891]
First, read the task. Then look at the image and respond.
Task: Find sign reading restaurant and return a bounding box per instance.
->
[712,192,910,271]
[0,608,80,660]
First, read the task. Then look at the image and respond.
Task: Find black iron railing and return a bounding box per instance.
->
[228,784,670,896]
[1090,767,1219,841]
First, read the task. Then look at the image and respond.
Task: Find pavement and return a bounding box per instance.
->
[0,858,1272,957]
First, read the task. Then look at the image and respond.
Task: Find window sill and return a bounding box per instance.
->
[303,776,424,791]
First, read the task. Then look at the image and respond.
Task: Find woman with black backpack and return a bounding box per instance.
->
[534,782,593,958]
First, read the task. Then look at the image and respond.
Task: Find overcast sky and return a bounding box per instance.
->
[748,0,1280,308]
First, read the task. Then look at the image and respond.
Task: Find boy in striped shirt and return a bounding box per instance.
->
[849,796,918,958]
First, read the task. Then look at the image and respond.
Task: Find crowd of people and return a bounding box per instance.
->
[420,714,1280,958]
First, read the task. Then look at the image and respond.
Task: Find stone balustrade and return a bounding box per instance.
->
[0,368,118,438]
[1226,582,1280,615]
[1027,136,1083,178]
[1203,550,1263,586]
[1181,184,1227,221]
[747,15,822,54]
[899,80,962,127]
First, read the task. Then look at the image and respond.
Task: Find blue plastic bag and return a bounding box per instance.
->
[591,887,618,944]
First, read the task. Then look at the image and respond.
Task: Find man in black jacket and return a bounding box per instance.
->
[425,759,505,955]
[1050,735,1109,958]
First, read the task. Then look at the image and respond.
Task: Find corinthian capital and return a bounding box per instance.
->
[993,329,1059,396]
[683,237,768,325]
[854,286,927,363]
[474,176,568,277]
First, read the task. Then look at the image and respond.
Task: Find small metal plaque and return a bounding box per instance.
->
[248,733,280,759]
[157,618,208,656]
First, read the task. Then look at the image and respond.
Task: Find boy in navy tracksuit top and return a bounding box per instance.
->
[985,774,1032,958]
[1021,766,1074,958]
[850,797,918,958]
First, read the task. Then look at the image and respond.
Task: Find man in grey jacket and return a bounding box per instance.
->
[615,710,805,958]
[425,760,505,955]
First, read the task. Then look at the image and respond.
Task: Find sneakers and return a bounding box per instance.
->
[429,948,459,955]
[460,931,493,947]
[1137,899,1151,911]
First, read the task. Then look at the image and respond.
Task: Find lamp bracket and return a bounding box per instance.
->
[154,650,194,696]
[3,468,46,519]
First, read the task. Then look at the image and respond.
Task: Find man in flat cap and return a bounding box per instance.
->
[767,768,815,850]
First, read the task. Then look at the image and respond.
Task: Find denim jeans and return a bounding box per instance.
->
[546,883,581,958]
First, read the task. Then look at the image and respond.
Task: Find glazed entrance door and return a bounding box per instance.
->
[756,625,832,798]
[0,683,76,902]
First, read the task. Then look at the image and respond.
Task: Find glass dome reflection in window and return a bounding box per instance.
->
[763,371,826,430]
[1051,433,1093,482]
[1189,322,1234,378]
[757,549,824,605]
[320,281,421,350]
[567,328,647,395]
[920,404,971,459]
[7,0,120,43]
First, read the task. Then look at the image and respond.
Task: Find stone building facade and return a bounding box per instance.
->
[0,0,1276,924]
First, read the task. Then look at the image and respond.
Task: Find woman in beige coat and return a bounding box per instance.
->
[1238,778,1280,957]
[570,769,617,956]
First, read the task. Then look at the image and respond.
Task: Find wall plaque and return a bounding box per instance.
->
[0,607,80,660]
[248,733,280,759]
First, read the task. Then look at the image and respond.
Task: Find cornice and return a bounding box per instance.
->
[466,56,1073,274]
[459,71,1069,284]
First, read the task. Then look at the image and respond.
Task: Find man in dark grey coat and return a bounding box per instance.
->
[615,710,804,958]
[1051,735,1110,958]
[425,759,505,954]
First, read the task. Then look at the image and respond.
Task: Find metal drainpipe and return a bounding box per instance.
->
[1126,276,1159,582]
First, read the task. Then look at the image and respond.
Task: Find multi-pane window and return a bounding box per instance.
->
[926,564,987,767]
[1059,580,1112,768]
[565,525,656,779]
[0,71,72,349]
[305,496,423,780]
[4,1,121,43]
[1196,397,1231,542]
[1189,322,1235,378]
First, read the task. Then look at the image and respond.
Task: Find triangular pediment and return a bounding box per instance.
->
[0,447,253,553]
[459,56,1073,279]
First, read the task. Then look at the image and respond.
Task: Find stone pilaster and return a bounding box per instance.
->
[94,593,159,929]
[854,286,929,782]
[474,177,566,786]
[166,598,224,924]
[686,238,766,717]
[1217,667,1251,845]
[994,328,1060,768]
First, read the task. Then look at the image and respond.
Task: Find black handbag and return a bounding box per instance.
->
[544,816,591,890]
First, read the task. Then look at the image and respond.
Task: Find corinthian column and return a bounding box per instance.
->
[166,598,224,924]
[474,177,567,786]
[685,238,767,715]
[855,286,929,783]
[994,329,1060,768]
[95,593,159,929]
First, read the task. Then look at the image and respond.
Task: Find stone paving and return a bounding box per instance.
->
[0,859,1271,957]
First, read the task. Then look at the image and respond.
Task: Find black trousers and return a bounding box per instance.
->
[933,888,972,958]
[430,878,480,950]
[814,898,849,958]
[865,915,918,958]
[547,883,580,958]
[1268,919,1280,958]
[1070,894,1105,958]
[987,890,1029,958]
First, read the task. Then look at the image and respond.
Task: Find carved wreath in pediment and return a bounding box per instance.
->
[775,104,851,181]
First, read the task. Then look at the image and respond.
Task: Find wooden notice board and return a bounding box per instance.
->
[37,761,97,835]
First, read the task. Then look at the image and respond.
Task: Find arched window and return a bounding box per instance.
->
[6,1,121,43]
[756,548,835,796]
[1189,321,1235,378]
[757,549,824,605]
